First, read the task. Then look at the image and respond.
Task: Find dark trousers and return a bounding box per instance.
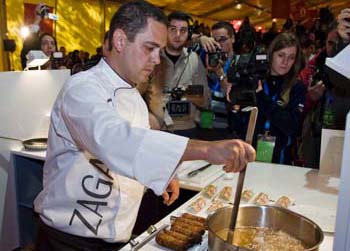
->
[36,218,125,251]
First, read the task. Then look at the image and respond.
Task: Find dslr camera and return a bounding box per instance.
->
[166,87,190,116]
[208,47,227,67]
[227,48,268,106]
[166,85,204,116]
[51,52,64,69]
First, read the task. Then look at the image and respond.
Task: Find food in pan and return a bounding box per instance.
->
[254,192,269,205]
[207,199,224,213]
[216,227,305,251]
[219,186,232,201]
[203,184,217,198]
[241,189,254,202]
[189,196,206,212]
[275,196,292,208]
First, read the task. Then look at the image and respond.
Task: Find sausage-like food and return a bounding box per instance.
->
[171,225,202,243]
[182,213,206,224]
[163,229,192,243]
[172,219,205,235]
[173,217,206,233]
[156,231,189,251]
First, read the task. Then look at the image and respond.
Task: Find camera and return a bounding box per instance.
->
[51,51,64,69]
[166,87,191,116]
[208,48,227,67]
[227,48,268,106]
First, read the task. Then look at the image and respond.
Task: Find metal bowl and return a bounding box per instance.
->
[207,205,324,251]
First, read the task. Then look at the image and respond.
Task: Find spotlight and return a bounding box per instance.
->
[20,26,30,38]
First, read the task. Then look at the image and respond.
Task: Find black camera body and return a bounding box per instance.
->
[51,51,64,69]
[227,49,268,106]
[208,48,227,68]
[166,87,191,116]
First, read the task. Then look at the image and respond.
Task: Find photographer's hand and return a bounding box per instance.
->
[199,35,220,53]
[337,8,350,42]
[308,81,325,102]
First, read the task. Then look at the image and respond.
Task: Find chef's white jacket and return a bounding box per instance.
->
[34,59,188,242]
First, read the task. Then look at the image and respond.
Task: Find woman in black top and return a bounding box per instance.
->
[230,32,306,164]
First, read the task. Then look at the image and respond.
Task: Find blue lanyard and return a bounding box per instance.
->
[263,81,278,132]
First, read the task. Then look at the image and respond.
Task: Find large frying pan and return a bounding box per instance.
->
[0,136,47,151]
[22,138,47,151]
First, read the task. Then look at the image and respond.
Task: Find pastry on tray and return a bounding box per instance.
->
[219,186,232,201]
[253,192,269,205]
[189,196,206,213]
[207,199,224,213]
[241,189,254,202]
[275,195,293,208]
[203,184,217,198]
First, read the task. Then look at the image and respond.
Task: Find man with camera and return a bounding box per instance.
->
[205,21,236,132]
[138,11,209,138]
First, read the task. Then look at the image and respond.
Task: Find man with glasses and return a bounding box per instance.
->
[206,21,237,135]
[138,11,209,138]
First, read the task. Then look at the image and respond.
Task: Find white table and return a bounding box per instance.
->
[121,161,338,251]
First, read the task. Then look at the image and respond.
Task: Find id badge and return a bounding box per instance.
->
[256,134,276,163]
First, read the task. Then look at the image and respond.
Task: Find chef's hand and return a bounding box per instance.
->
[337,8,350,42]
[207,139,256,173]
[162,178,180,206]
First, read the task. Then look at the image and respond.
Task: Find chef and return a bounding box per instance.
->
[34,1,256,251]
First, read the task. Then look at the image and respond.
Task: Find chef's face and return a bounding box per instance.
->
[119,18,167,85]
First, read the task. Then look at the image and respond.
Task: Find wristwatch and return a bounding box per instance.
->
[219,74,226,82]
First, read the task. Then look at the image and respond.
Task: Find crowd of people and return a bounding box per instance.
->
[21,3,350,168]
[17,2,349,249]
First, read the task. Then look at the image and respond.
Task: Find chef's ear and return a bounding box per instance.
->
[112,29,127,52]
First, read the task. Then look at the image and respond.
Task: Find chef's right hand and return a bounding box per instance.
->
[206,139,256,173]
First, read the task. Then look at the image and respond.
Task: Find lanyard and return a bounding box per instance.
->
[263,81,278,132]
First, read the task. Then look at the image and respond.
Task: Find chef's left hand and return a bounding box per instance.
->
[162,178,180,206]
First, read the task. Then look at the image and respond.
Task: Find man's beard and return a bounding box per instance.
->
[168,42,185,53]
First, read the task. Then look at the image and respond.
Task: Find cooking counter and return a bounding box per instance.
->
[121,162,338,251]
[11,149,338,250]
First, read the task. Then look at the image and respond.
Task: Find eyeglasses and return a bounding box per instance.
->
[214,36,230,43]
[168,26,188,35]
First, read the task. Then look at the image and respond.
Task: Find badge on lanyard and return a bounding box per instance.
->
[256,132,276,163]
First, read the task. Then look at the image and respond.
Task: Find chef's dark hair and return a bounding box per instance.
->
[108,0,168,50]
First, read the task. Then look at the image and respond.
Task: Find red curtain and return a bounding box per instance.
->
[24,3,54,34]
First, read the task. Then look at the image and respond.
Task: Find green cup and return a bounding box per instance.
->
[200,110,214,129]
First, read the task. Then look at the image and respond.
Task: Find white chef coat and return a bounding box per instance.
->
[34,59,188,242]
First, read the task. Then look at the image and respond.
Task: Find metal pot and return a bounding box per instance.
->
[207,205,324,251]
